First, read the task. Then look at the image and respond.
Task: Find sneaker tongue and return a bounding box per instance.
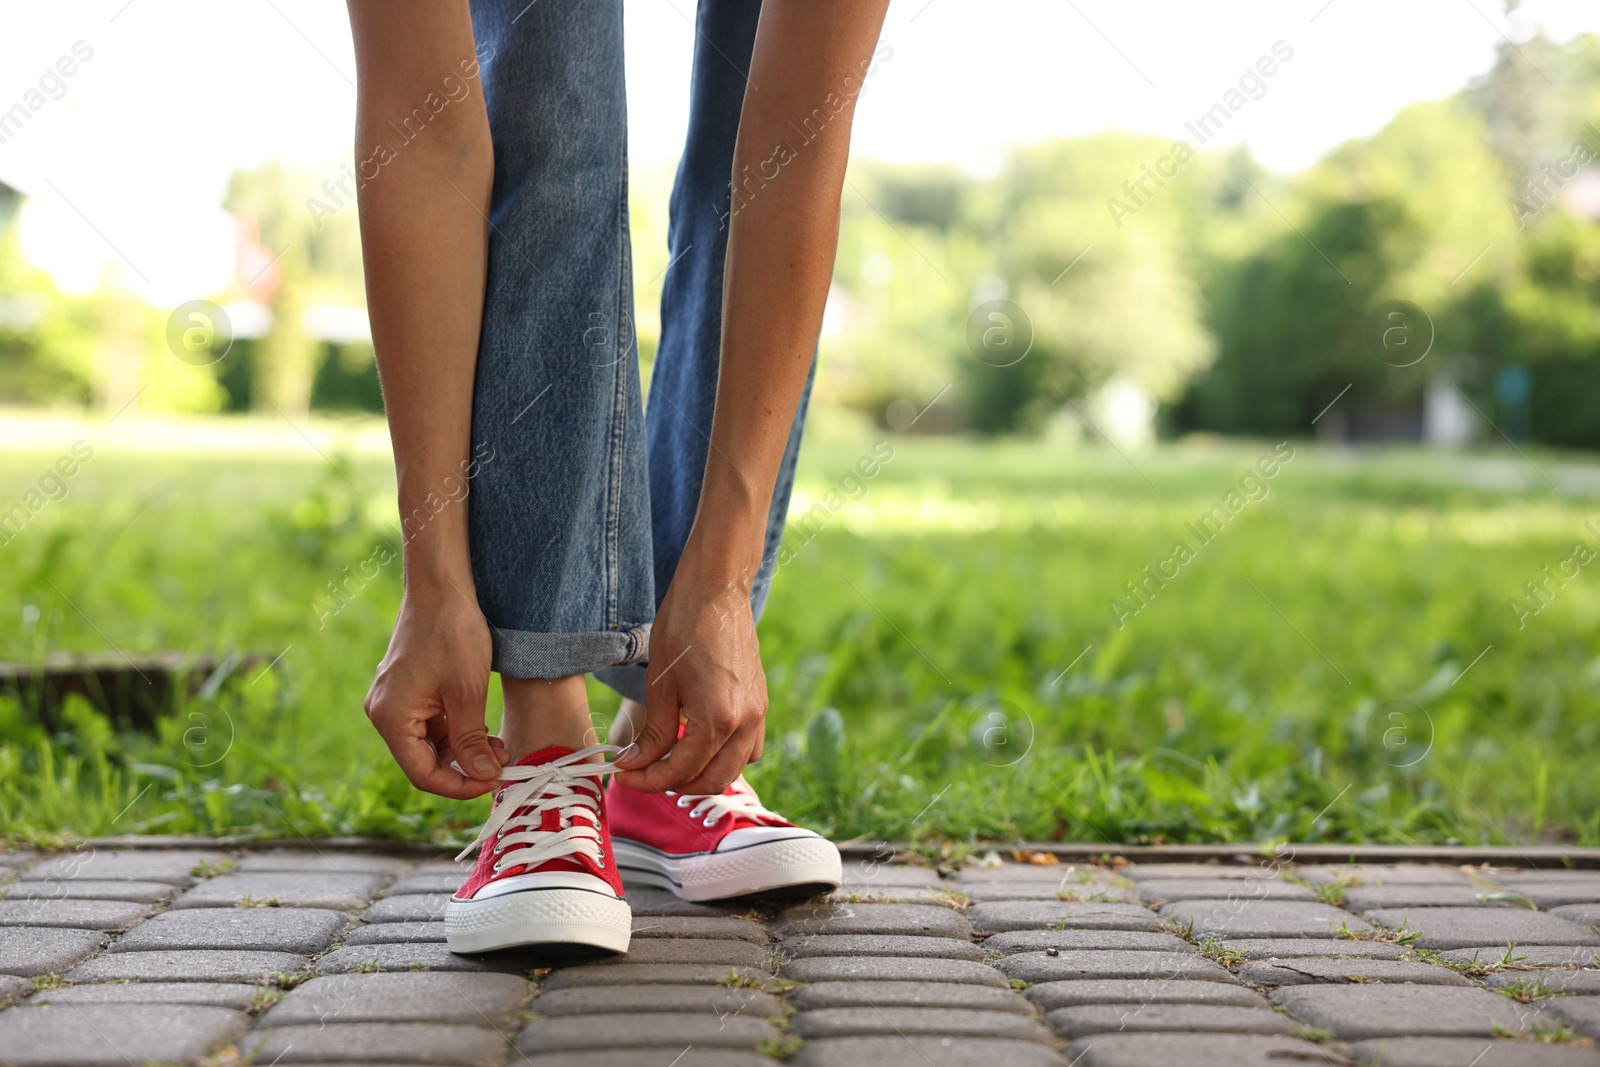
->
[514,745,576,768]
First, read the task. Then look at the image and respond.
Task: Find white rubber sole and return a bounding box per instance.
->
[444,887,631,954]
[613,834,843,902]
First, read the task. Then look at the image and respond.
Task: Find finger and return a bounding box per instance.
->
[443,686,500,781]
[640,707,732,792]
[375,710,496,800]
[614,675,682,770]
[677,723,760,795]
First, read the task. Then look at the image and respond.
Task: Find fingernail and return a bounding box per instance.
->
[616,743,638,763]
[472,755,501,778]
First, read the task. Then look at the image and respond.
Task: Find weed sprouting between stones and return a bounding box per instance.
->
[1495,975,1570,1003]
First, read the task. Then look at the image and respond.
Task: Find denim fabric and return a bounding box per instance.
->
[467,0,814,695]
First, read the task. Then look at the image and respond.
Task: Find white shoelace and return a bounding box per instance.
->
[455,744,622,873]
[669,779,784,829]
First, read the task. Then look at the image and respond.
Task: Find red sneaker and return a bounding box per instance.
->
[606,775,842,902]
[445,745,631,954]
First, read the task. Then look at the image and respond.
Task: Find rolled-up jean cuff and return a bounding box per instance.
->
[592,662,648,704]
[491,624,650,680]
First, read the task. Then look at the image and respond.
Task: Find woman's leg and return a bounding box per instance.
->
[595,0,817,729]
[467,0,652,756]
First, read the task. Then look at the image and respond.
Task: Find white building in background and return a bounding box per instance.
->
[1423,371,1483,448]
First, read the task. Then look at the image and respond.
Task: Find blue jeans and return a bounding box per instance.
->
[466,0,813,703]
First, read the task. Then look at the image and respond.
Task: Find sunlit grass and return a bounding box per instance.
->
[2,418,1598,847]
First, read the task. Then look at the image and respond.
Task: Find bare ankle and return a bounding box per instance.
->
[500,675,593,759]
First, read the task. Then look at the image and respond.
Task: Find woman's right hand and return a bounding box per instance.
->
[364,578,508,799]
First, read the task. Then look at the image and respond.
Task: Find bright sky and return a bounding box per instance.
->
[1,0,1595,304]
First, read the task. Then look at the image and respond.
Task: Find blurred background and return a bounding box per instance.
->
[2,0,1599,852]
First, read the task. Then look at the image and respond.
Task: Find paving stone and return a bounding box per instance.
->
[773,902,972,938]
[0,898,150,930]
[1217,938,1408,960]
[1440,945,1600,968]
[536,963,772,991]
[170,871,389,910]
[68,948,309,983]
[1553,904,1600,929]
[1347,1036,1600,1067]
[1545,995,1600,1038]
[965,900,1162,933]
[1061,1033,1351,1067]
[266,972,531,1026]
[0,973,32,1005]
[1269,983,1550,1040]
[28,982,262,1008]
[248,1022,508,1065]
[1343,885,1511,910]
[621,888,735,917]
[775,934,985,961]
[791,1007,1053,1043]
[1298,864,1473,886]
[517,1012,778,1053]
[0,849,39,873]
[316,942,556,974]
[952,883,1114,903]
[1239,957,1471,987]
[515,1053,778,1067]
[630,916,769,942]
[0,1003,251,1067]
[0,926,108,976]
[954,863,1124,885]
[965,884,1134,905]
[364,893,450,922]
[235,849,411,876]
[582,937,768,967]
[844,861,946,887]
[1161,899,1372,939]
[345,921,448,945]
[1132,878,1317,903]
[386,872,467,895]
[1025,978,1269,1010]
[981,929,1190,955]
[830,886,954,905]
[1046,1003,1295,1039]
[786,980,1035,1014]
[0,878,181,903]
[531,983,782,1017]
[1485,879,1600,908]
[1481,870,1600,885]
[20,848,227,885]
[1127,862,1286,881]
[994,949,1234,984]
[112,906,348,954]
[792,1036,1069,1067]
[1364,907,1600,950]
[1485,969,1600,995]
[779,955,1007,986]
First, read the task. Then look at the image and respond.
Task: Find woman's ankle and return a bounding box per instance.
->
[500,674,593,759]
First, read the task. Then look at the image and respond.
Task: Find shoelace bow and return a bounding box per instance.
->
[455,744,622,873]
[670,780,784,828]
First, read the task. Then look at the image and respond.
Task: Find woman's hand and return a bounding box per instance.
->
[612,554,767,795]
[364,578,508,799]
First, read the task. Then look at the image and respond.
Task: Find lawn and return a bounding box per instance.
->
[2,412,1598,850]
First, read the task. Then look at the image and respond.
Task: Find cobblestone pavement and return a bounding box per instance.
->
[2,845,1600,1066]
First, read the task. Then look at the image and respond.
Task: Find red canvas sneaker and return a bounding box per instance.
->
[606,774,842,901]
[445,745,631,954]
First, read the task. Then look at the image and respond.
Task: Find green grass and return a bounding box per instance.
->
[3,414,1599,849]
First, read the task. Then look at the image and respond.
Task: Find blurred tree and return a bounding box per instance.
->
[224,162,366,416]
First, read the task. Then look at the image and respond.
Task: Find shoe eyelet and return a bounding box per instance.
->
[675,797,690,809]
[702,816,717,827]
